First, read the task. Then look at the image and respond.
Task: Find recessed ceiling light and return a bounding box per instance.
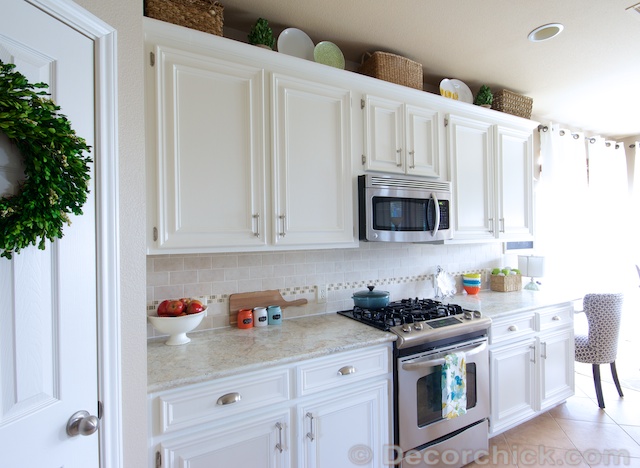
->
[528,23,564,42]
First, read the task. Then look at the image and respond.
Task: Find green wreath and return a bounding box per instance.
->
[0,60,92,259]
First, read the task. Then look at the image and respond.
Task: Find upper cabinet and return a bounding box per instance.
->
[271,74,354,247]
[145,19,356,254]
[362,94,443,178]
[447,113,535,242]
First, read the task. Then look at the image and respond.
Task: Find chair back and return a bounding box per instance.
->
[583,293,624,363]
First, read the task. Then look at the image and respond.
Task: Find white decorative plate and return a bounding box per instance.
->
[450,79,473,104]
[439,79,458,100]
[277,28,315,61]
[314,41,345,69]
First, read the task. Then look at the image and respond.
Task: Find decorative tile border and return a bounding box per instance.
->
[146,269,485,311]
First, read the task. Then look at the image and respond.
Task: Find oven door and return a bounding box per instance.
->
[396,337,489,453]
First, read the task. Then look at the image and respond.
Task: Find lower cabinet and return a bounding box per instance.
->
[149,344,392,468]
[489,304,575,435]
[298,381,388,468]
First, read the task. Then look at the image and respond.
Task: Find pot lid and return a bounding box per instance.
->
[353,285,389,298]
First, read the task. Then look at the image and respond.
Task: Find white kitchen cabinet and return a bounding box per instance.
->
[362,94,443,178]
[488,304,574,435]
[447,114,534,242]
[144,19,356,254]
[298,381,388,468]
[271,74,354,246]
[145,41,268,251]
[148,344,392,468]
[157,410,292,468]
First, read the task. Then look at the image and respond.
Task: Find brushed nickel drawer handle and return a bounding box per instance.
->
[552,315,561,321]
[337,365,356,376]
[216,392,241,405]
[508,325,519,332]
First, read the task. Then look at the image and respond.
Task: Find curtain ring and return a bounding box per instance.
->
[605,142,611,147]
[630,144,636,149]
[537,125,548,132]
[559,130,565,136]
[587,137,596,144]
[615,144,620,149]
[572,133,580,140]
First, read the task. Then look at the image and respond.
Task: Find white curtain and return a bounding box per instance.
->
[538,126,633,293]
[537,125,590,292]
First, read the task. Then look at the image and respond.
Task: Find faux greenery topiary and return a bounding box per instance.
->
[474,85,493,107]
[248,18,275,49]
[0,60,92,259]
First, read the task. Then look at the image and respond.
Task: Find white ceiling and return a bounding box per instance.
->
[221,0,640,140]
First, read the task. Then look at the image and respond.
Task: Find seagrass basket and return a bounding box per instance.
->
[358,51,423,90]
[145,0,224,36]
[490,274,522,292]
[491,89,533,119]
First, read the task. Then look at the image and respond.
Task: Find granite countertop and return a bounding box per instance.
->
[147,313,396,393]
[147,289,582,393]
[444,289,582,319]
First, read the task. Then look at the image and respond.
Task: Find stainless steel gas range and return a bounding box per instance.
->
[338,298,491,468]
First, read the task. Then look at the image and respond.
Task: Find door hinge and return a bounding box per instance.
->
[153,227,158,241]
[156,451,161,468]
[97,400,103,419]
[150,51,155,67]
[444,117,449,127]
[361,155,366,165]
[361,98,365,109]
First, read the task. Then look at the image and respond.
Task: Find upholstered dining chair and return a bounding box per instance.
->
[574,292,625,409]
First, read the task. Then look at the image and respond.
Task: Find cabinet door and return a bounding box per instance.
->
[495,126,534,240]
[406,105,441,178]
[539,328,575,411]
[447,115,495,240]
[157,410,291,468]
[362,94,405,174]
[489,338,537,435]
[272,74,354,246]
[148,45,267,251]
[298,380,389,468]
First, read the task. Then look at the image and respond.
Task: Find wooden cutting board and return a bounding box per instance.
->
[229,290,308,323]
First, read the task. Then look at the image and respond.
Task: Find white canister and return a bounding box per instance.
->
[253,307,268,327]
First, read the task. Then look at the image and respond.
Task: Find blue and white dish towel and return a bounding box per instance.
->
[442,351,467,419]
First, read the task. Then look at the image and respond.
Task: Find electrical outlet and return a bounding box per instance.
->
[317,284,327,304]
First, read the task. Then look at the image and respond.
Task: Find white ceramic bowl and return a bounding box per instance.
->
[148,309,206,345]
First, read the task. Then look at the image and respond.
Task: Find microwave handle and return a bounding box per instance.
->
[401,341,487,371]
[430,192,440,237]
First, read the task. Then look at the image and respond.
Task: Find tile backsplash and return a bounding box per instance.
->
[147,242,505,338]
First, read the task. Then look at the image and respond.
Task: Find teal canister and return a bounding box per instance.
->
[267,305,282,325]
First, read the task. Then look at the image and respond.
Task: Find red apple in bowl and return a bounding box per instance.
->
[186,299,205,315]
[157,299,171,316]
[164,300,185,316]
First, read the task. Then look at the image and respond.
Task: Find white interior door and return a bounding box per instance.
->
[0,1,99,466]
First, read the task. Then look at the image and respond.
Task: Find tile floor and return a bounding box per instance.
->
[471,290,640,467]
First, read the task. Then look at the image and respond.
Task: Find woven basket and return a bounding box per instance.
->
[145,0,224,36]
[490,274,522,292]
[358,51,423,90]
[491,89,533,119]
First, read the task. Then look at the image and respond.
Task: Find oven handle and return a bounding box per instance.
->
[401,341,487,371]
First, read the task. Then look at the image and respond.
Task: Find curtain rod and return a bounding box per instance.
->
[537,125,623,148]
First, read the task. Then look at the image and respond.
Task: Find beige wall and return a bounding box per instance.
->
[74,0,148,466]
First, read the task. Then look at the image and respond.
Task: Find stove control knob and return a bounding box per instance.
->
[463,311,473,320]
[413,322,423,330]
[473,310,482,318]
[401,324,412,333]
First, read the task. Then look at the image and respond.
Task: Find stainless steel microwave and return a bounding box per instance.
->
[358,175,453,243]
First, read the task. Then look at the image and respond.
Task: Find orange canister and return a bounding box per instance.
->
[237,308,254,329]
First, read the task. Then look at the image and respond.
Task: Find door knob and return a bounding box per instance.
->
[66,410,99,437]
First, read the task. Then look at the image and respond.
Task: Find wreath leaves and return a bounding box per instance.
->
[0,60,92,259]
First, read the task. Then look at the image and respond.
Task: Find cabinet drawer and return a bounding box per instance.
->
[296,345,390,397]
[537,304,574,332]
[153,367,291,435]
[489,312,535,345]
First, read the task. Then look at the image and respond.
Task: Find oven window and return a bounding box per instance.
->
[416,363,477,427]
